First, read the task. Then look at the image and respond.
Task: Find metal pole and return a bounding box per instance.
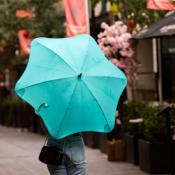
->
[152,38,159,101]
[157,38,163,103]
[122,0,128,25]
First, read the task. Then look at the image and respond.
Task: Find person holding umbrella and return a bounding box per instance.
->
[15,34,127,175]
[38,117,87,175]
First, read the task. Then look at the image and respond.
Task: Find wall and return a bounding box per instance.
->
[134,39,157,101]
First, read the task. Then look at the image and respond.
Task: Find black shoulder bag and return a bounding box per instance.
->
[39,136,64,165]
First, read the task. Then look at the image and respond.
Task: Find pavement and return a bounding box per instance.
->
[0,125,149,175]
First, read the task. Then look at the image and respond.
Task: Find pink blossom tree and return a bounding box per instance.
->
[97,21,140,86]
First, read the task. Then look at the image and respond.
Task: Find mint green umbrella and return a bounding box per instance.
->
[15,34,127,139]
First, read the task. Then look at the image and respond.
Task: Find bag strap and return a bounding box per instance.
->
[43,135,65,152]
[43,135,48,146]
[43,135,69,154]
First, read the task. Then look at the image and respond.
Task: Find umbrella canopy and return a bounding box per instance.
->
[15,34,127,139]
[135,12,175,39]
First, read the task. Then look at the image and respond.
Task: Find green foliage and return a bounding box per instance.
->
[144,113,168,142]
[124,101,169,142]
[125,0,166,27]
[0,0,65,46]
[27,0,65,37]
[108,0,166,29]
[0,0,65,72]
[124,101,146,137]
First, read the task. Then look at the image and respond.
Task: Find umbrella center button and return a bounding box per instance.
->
[78,73,82,78]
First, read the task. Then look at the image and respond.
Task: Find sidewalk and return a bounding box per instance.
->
[0,125,148,175]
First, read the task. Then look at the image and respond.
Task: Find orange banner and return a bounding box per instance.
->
[16,10,33,18]
[18,30,32,56]
[147,0,175,10]
[63,0,90,36]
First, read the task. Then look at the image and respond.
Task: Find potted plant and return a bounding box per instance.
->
[107,138,125,161]
[138,105,175,174]
[107,110,125,161]
[123,101,145,165]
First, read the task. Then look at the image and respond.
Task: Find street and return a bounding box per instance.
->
[0,125,148,175]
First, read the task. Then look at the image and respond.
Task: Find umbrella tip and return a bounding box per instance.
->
[78,73,82,78]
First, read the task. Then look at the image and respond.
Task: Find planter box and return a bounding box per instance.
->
[138,139,175,174]
[124,134,139,165]
[107,139,125,161]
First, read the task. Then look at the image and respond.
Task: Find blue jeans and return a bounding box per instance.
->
[47,134,87,175]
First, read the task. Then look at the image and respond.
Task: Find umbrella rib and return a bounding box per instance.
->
[57,80,79,135]
[82,59,107,75]
[16,76,76,90]
[32,64,72,72]
[81,80,111,130]
[80,36,90,71]
[35,40,77,73]
[84,75,126,80]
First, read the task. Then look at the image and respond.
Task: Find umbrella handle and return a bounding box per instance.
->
[37,103,49,113]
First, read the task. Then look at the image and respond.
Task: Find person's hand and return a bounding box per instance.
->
[115,110,122,125]
[116,118,122,125]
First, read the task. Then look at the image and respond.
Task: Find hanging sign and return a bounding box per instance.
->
[147,0,175,10]
[63,0,90,36]
[18,30,32,56]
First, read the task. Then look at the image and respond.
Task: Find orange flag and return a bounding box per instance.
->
[16,10,33,18]
[18,30,32,56]
[147,0,175,10]
[63,0,90,36]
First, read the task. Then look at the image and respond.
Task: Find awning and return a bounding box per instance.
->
[135,12,175,39]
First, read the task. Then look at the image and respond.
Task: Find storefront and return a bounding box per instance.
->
[135,12,175,103]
